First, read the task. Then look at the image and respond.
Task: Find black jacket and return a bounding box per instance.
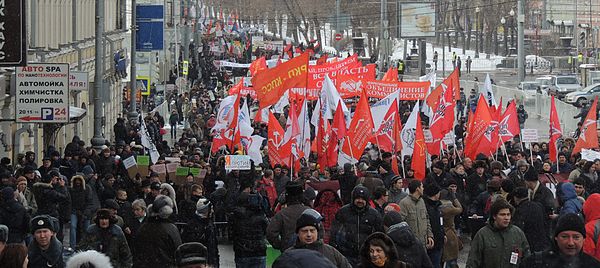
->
[424,197,445,251]
[28,236,65,268]
[512,199,552,252]
[229,197,269,258]
[0,199,30,243]
[520,247,600,268]
[32,182,69,218]
[133,216,182,268]
[330,203,384,258]
[182,214,219,267]
[339,172,358,205]
[387,222,433,268]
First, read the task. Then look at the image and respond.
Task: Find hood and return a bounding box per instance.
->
[160,183,178,213]
[559,183,577,202]
[360,232,399,265]
[557,84,582,91]
[66,250,114,268]
[583,193,600,223]
[314,190,342,207]
[386,222,416,247]
[566,91,587,97]
[70,175,86,190]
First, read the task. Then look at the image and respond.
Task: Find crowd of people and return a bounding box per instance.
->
[4,37,600,268]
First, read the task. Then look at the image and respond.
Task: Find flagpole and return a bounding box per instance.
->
[529,142,535,166]
[501,143,511,165]
[401,155,407,178]
[375,135,383,160]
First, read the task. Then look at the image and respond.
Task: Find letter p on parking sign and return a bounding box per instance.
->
[41,108,54,120]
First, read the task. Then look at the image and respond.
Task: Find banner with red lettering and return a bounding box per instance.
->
[336,64,377,98]
[360,80,430,99]
[228,78,257,99]
[306,54,359,94]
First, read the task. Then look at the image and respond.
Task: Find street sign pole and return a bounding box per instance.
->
[129,0,139,127]
[92,0,106,148]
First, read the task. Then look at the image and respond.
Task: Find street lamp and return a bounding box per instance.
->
[475,7,480,58]
[501,17,508,56]
[509,8,515,50]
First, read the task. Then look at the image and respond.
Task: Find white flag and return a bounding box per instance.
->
[138,113,160,164]
[248,135,265,165]
[297,99,311,159]
[401,101,420,157]
[480,73,497,106]
[371,90,399,130]
[321,75,349,120]
[273,90,289,113]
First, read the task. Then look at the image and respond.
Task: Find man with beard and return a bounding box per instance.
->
[330,185,384,266]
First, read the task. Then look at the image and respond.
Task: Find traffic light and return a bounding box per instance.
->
[580,31,586,48]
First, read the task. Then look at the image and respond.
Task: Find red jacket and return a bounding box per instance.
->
[583,193,600,260]
[256,177,277,208]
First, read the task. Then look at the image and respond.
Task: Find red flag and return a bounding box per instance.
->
[573,97,599,155]
[316,111,333,171]
[412,113,426,180]
[429,83,456,141]
[252,52,309,108]
[332,100,347,138]
[381,67,398,82]
[391,153,400,176]
[342,89,374,159]
[268,112,291,167]
[549,96,563,162]
[498,100,520,144]
[211,128,232,153]
[249,57,268,76]
[370,101,399,152]
[464,95,494,159]
[448,68,461,100]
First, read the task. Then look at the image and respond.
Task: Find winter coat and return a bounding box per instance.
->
[133,216,182,268]
[289,239,352,268]
[339,172,359,204]
[266,203,310,251]
[314,190,343,244]
[28,236,65,268]
[386,222,434,268]
[330,203,384,260]
[512,199,552,252]
[388,187,408,205]
[32,182,69,218]
[78,224,133,268]
[520,245,600,267]
[256,177,278,208]
[274,174,291,196]
[440,198,463,262]
[583,193,600,260]
[230,196,269,258]
[17,187,37,215]
[181,214,219,267]
[358,232,409,268]
[398,194,433,246]
[558,183,583,217]
[530,181,556,234]
[424,197,444,251]
[95,155,116,177]
[0,198,30,243]
[177,195,201,223]
[465,173,489,206]
[69,177,96,220]
[424,171,451,188]
[466,222,530,268]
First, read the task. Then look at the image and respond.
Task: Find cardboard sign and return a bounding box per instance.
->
[176,167,190,176]
[123,156,137,169]
[150,164,167,182]
[189,168,201,177]
[521,129,539,143]
[137,156,150,166]
[165,157,180,163]
[166,163,179,173]
[581,149,600,161]
[225,155,251,170]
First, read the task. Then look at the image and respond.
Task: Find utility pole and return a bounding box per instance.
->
[129,0,139,126]
[183,0,190,63]
[517,0,525,82]
[335,0,340,53]
[575,0,579,55]
[379,0,388,74]
[92,0,105,148]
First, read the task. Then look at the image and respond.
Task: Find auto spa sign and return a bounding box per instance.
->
[16,64,70,123]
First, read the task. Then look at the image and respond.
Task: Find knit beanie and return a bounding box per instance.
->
[351,185,370,201]
[555,213,586,238]
[424,183,441,197]
[524,167,539,181]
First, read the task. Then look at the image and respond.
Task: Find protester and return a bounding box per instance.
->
[0,243,29,268]
[0,187,29,244]
[267,181,310,251]
[78,208,133,268]
[399,180,434,248]
[358,232,409,268]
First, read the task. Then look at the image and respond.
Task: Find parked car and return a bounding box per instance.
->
[565,83,600,106]
[535,76,553,93]
[517,81,546,102]
[547,75,582,98]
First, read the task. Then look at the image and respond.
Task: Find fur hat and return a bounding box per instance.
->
[295,209,323,233]
[195,198,211,217]
[490,161,504,171]
[176,242,207,266]
[285,181,304,199]
[147,195,174,219]
[516,159,529,168]
[272,249,336,268]
[94,209,117,225]
[554,213,586,238]
[104,199,120,210]
[66,250,114,268]
[31,215,56,233]
[473,160,488,170]
[352,185,370,201]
